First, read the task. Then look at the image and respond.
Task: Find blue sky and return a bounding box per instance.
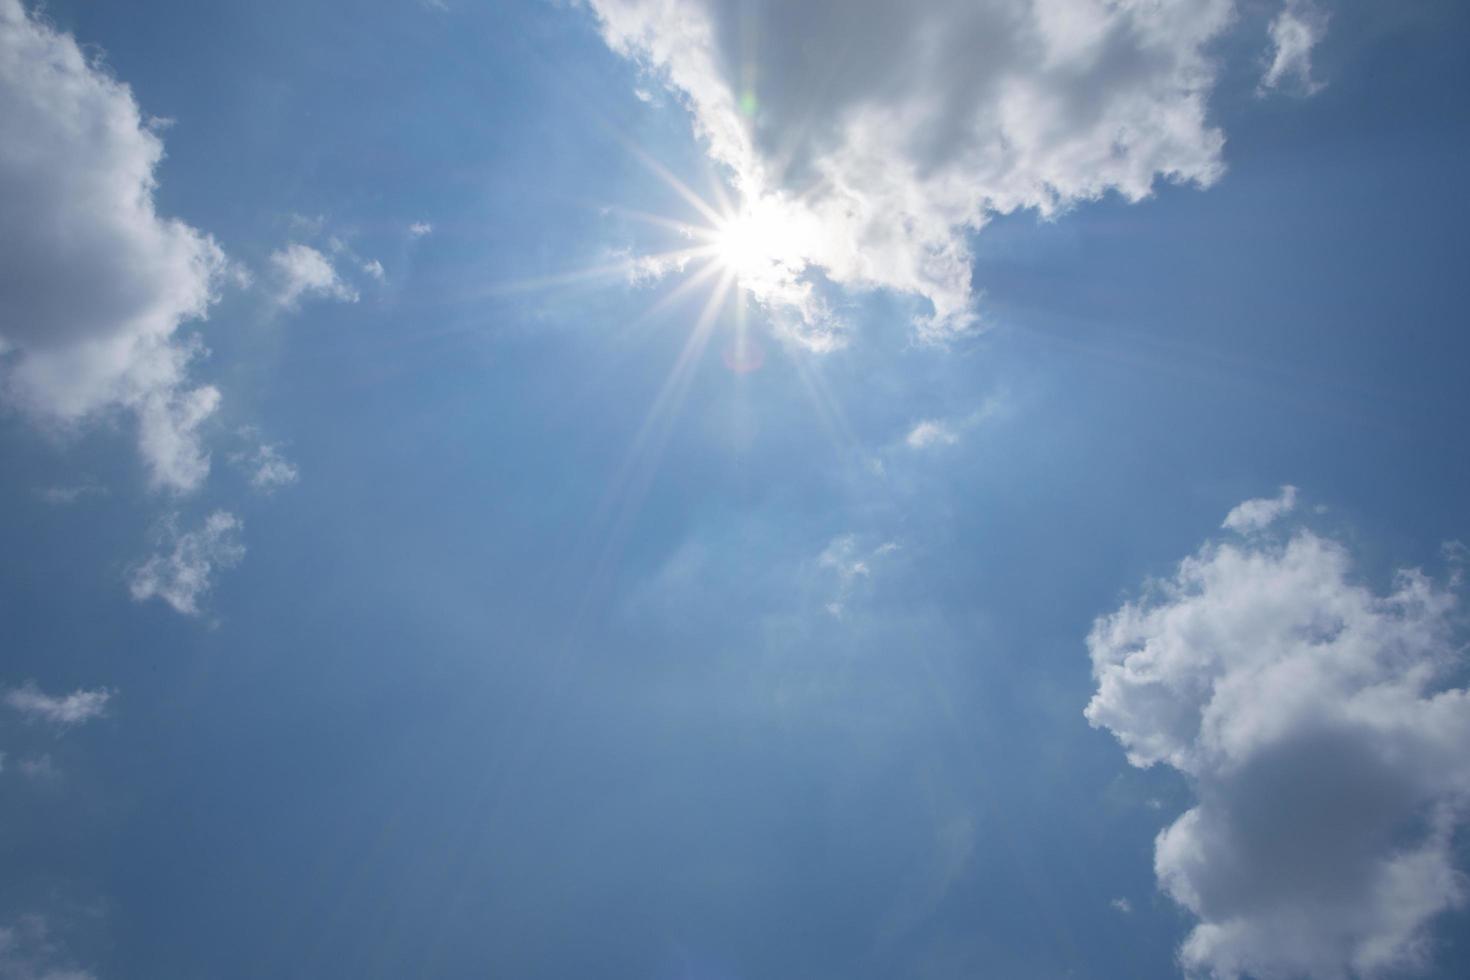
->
[2,1,1470,977]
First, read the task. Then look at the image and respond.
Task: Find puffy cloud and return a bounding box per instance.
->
[128,511,245,616]
[4,684,109,727]
[0,0,228,493]
[362,258,386,281]
[269,244,359,310]
[589,0,1234,344]
[408,221,434,238]
[1086,500,1470,979]
[1220,484,1297,533]
[1261,0,1328,96]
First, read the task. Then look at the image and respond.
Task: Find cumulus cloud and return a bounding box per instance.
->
[1220,484,1297,533]
[0,0,228,493]
[1261,0,1328,96]
[269,244,359,310]
[1086,501,1470,979]
[4,684,109,727]
[588,0,1234,344]
[128,511,245,616]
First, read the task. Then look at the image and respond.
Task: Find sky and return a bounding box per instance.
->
[2,0,1470,978]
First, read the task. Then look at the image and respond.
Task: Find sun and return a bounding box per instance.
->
[711,208,776,280]
[704,197,812,295]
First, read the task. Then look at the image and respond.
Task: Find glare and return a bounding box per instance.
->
[702,195,815,312]
[490,140,823,349]
[712,207,782,281]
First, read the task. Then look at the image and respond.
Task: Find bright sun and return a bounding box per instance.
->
[707,200,803,286]
[711,210,772,280]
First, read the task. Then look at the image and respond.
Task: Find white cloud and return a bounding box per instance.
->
[229,434,299,493]
[16,754,57,781]
[34,483,106,505]
[4,684,109,727]
[0,0,228,493]
[1086,505,1470,979]
[903,399,1006,450]
[129,511,245,616]
[1221,484,1298,533]
[624,247,692,287]
[362,258,386,281]
[588,0,1234,345]
[287,212,327,237]
[408,221,434,238]
[0,916,93,980]
[1261,0,1328,96]
[1110,897,1133,914]
[268,244,359,310]
[819,534,899,617]
[135,379,221,494]
[905,419,960,450]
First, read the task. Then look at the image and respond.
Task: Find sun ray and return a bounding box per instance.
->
[601,203,712,240]
[581,270,736,603]
[472,244,714,297]
[618,137,727,229]
[787,342,864,461]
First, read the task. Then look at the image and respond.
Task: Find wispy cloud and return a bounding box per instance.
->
[1261,0,1329,96]
[4,684,110,727]
[904,419,960,450]
[230,435,299,493]
[819,535,899,618]
[269,243,359,310]
[902,398,1007,452]
[129,511,245,616]
[1221,484,1298,533]
[0,916,94,980]
[16,754,58,781]
[34,483,107,506]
